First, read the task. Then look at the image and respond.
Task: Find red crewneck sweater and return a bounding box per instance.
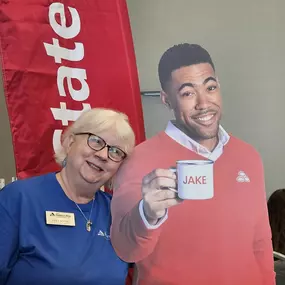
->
[111,132,275,285]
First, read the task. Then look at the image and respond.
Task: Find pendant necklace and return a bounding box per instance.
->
[58,172,95,232]
[74,197,95,232]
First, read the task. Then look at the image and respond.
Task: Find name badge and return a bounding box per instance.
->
[45,211,75,227]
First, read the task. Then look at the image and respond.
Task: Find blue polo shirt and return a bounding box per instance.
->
[0,173,129,285]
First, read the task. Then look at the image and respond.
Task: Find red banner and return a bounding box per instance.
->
[0,0,145,179]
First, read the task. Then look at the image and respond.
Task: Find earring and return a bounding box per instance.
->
[62,157,67,168]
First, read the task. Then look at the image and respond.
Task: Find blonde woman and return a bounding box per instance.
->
[0,108,135,285]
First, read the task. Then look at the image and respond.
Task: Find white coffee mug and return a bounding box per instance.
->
[170,160,214,200]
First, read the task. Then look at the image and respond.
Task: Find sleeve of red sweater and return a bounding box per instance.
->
[253,153,276,285]
[110,150,163,263]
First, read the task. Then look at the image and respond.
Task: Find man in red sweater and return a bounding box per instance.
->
[111,43,275,285]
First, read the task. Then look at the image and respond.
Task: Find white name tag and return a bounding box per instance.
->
[45,211,75,227]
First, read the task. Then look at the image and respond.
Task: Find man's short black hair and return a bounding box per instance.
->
[158,43,215,91]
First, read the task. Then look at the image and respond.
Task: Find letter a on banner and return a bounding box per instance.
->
[0,0,145,179]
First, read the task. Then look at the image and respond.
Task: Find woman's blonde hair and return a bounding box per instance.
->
[54,108,136,165]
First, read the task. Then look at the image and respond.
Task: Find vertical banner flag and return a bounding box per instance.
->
[0,0,145,179]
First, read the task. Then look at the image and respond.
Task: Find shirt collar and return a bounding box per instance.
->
[165,120,230,160]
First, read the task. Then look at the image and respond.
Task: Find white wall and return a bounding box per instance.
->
[127,0,285,197]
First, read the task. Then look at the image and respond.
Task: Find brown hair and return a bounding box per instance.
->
[267,189,285,254]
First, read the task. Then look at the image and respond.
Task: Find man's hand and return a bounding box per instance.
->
[142,169,182,225]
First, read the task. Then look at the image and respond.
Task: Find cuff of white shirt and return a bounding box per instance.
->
[139,200,168,230]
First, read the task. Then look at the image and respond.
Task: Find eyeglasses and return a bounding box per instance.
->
[74,132,127,162]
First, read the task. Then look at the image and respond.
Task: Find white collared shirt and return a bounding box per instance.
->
[139,121,230,229]
[165,120,230,161]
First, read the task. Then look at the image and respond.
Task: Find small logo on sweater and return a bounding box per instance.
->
[97,230,110,240]
[236,171,250,183]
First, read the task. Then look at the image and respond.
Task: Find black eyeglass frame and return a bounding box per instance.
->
[74,132,127,162]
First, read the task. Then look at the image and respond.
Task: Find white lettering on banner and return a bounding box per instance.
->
[44,38,84,63]
[51,102,91,126]
[48,3,80,39]
[43,2,91,154]
[57,66,90,101]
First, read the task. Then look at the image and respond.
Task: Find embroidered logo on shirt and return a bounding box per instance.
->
[97,230,110,240]
[236,171,250,183]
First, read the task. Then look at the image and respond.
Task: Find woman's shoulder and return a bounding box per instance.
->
[0,173,56,203]
[0,173,56,224]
